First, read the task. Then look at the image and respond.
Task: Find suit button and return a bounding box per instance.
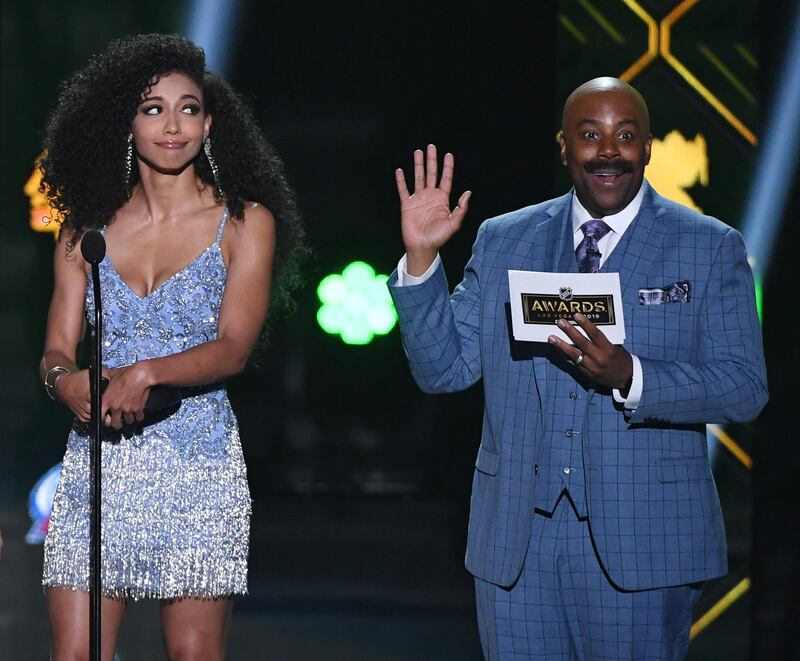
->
[534,464,539,475]
[569,391,578,400]
[563,466,571,475]
[565,429,574,438]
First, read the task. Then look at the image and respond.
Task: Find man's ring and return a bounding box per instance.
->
[575,352,584,367]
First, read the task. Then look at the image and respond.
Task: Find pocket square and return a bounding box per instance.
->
[639,281,691,305]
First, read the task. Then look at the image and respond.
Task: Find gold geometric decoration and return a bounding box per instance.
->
[620,0,757,144]
[646,130,708,211]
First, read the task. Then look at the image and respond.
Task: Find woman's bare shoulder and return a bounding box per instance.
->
[54,227,90,269]
[244,201,275,224]
[221,202,274,266]
[230,202,275,240]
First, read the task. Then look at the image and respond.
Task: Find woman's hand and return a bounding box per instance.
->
[54,369,92,422]
[101,363,154,429]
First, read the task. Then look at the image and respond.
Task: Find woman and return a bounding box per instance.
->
[38,34,304,659]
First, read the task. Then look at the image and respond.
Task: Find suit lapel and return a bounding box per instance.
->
[527,192,574,272]
[523,193,574,401]
[556,204,580,273]
[600,186,665,303]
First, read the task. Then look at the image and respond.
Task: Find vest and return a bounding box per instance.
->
[530,201,639,519]
[531,364,591,517]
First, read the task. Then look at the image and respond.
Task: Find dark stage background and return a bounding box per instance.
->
[0,1,797,659]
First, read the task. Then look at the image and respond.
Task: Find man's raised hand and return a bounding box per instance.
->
[395,144,471,276]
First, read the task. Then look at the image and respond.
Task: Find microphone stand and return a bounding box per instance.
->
[82,230,105,661]
[79,230,184,660]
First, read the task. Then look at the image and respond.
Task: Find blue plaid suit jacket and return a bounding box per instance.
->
[388,185,768,591]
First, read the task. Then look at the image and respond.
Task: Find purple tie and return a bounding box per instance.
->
[576,219,612,273]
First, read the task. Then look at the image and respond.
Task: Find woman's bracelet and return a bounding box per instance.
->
[44,366,72,401]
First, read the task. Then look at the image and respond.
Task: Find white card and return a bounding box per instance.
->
[507,270,626,344]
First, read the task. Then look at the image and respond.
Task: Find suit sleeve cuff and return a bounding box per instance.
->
[613,354,643,411]
[396,254,442,286]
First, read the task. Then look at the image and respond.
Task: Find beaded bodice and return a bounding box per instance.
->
[85,209,229,369]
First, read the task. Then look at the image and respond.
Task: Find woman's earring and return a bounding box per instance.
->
[125,135,133,197]
[204,137,223,196]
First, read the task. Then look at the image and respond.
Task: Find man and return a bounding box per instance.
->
[388,78,767,659]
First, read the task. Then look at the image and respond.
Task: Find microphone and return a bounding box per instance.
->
[81,229,106,263]
[144,385,184,414]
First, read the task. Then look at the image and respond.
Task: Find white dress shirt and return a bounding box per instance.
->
[397,182,647,411]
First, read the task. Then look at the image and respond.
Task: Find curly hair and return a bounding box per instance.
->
[40,33,306,317]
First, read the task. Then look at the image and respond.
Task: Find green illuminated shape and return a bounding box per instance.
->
[317,261,398,345]
[754,274,763,325]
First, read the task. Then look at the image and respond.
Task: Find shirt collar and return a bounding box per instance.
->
[571,179,647,237]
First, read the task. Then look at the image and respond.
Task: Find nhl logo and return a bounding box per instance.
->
[559,287,573,301]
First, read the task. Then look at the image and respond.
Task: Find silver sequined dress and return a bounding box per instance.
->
[43,209,251,599]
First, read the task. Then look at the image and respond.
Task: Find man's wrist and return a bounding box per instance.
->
[617,353,634,396]
[613,354,643,411]
[405,249,438,277]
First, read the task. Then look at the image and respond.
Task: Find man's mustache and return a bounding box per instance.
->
[584,161,634,175]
